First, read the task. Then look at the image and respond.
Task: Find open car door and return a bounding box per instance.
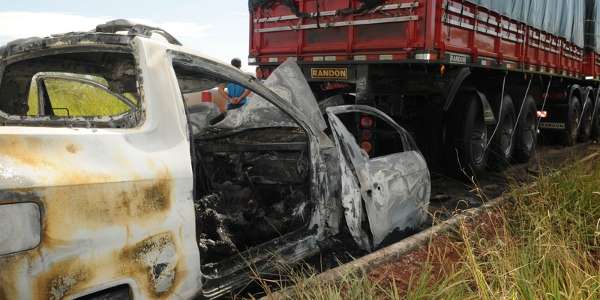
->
[326,105,431,251]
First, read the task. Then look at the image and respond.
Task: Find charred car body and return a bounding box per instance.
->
[0,20,430,299]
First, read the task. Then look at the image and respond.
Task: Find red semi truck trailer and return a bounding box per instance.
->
[249,0,600,174]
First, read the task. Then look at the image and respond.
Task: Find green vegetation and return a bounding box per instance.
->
[264,157,600,299]
[27,77,136,117]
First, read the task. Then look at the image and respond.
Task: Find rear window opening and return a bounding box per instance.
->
[171,60,315,272]
[0,51,141,128]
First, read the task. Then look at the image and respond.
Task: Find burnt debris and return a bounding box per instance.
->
[194,128,312,267]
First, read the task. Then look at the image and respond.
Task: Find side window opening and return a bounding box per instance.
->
[336,112,414,158]
[28,73,137,118]
[0,51,141,128]
[173,64,298,137]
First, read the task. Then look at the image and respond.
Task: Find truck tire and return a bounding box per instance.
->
[593,99,600,140]
[488,94,516,171]
[560,95,582,146]
[579,94,594,142]
[445,93,488,177]
[513,95,537,163]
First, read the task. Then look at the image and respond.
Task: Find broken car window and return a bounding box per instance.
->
[334,111,416,158]
[29,75,135,117]
[172,62,299,137]
[0,51,141,127]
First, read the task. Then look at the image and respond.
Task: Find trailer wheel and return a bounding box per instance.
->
[445,93,488,176]
[513,95,537,163]
[488,94,516,171]
[578,94,594,142]
[560,95,582,146]
[593,99,600,140]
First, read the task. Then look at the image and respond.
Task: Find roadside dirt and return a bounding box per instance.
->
[368,210,504,296]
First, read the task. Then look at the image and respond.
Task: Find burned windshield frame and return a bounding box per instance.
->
[169,51,323,138]
[170,52,310,136]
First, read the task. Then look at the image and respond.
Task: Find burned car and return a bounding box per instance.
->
[0,20,430,299]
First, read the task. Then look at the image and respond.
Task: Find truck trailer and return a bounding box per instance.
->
[250,0,600,174]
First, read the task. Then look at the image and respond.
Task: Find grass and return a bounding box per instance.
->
[261,156,600,299]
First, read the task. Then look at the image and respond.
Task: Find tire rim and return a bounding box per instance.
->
[571,104,581,142]
[471,117,487,165]
[499,114,515,157]
[522,111,535,152]
[584,113,593,137]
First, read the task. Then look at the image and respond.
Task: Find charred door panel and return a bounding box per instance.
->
[194,128,312,264]
[326,105,431,251]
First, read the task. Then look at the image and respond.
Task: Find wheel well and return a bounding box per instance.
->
[442,67,472,111]
[444,82,495,127]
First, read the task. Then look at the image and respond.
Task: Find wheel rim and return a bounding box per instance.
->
[571,104,581,142]
[499,114,515,157]
[585,115,593,135]
[522,111,535,152]
[470,118,487,165]
[581,98,593,138]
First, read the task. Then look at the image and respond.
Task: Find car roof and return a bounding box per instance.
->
[0,19,182,61]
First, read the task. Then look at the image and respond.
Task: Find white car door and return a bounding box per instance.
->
[326,105,431,251]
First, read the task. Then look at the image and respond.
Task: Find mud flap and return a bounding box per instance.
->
[326,105,431,251]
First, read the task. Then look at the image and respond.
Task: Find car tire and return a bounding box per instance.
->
[445,93,488,177]
[560,95,581,146]
[488,94,516,171]
[513,95,537,163]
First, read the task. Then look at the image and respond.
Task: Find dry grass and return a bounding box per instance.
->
[262,157,600,299]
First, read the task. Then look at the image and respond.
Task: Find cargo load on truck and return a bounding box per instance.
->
[586,0,600,52]
[463,0,585,48]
